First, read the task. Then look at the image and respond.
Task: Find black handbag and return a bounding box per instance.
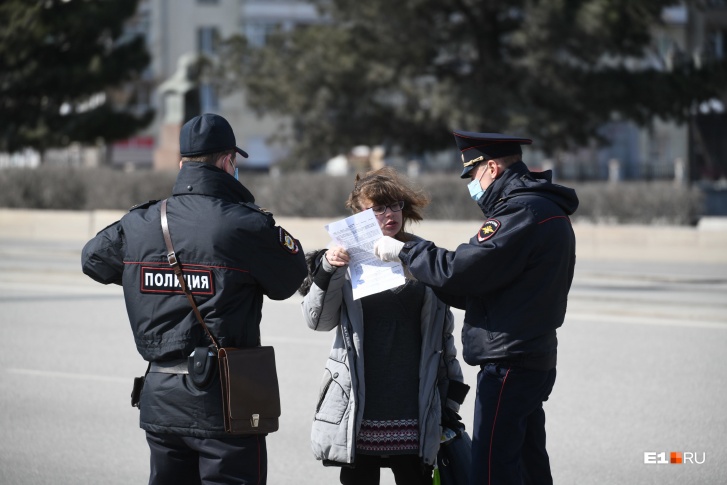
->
[218,346,280,434]
[160,199,281,434]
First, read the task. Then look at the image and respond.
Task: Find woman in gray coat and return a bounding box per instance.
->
[300,167,468,485]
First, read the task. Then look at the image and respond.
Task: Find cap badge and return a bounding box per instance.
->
[463,155,484,168]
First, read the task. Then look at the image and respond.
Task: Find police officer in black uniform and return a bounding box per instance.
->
[82,113,307,485]
[374,131,578,484]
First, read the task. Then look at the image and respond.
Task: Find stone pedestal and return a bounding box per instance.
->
[153,53,198,172]
[153,123,181,171]
[608,158,621,184]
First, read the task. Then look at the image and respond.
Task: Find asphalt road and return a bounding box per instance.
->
[1,235,726,485]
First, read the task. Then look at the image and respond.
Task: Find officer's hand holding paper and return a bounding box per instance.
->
[325,209,406,299]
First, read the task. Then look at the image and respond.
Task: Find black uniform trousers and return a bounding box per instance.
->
[146,431,267,485]
[470,364,556,485]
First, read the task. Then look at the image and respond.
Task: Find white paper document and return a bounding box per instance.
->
[325,210,406,300]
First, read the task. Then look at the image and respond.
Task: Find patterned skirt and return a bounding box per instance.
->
[356,418,419,455]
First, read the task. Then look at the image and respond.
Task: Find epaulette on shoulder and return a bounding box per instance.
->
[240,201,274,217]
[129,200,159,212]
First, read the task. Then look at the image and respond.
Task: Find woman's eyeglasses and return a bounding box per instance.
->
[367,200,405,215]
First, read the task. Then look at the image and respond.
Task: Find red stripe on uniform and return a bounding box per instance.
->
[124,260,250,273]
[537,215,570,225]
[489,367,511,485]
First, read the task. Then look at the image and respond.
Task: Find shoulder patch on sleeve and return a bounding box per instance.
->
[477,219,501,243]
[278,227,300,254]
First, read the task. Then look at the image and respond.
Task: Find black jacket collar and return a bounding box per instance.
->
[172,162,255,203]
[477,161,578,216]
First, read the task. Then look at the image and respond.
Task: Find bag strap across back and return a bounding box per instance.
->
[160,198,220,351]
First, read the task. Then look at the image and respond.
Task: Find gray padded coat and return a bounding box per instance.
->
[301,253,466,467]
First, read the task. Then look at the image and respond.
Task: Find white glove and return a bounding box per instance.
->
[374,236,405,263]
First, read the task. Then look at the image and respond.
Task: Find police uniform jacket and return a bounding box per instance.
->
[400,161,578,370]
[81,162,307,437]
[300,244,466,467]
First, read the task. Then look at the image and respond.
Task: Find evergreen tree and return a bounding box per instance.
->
[217,0,727,169]
[0,0,153,157]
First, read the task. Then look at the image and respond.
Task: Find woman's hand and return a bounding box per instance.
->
[325,245,350,267]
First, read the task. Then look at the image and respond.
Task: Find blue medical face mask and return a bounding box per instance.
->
[467,167,486,201]
[228,156,239,181]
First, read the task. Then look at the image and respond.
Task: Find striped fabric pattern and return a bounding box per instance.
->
[356,418,419,455]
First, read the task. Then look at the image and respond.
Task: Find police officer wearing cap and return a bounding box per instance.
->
[82,113,307,484]
[374,130,578,484]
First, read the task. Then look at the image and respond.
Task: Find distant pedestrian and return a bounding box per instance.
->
[82,113,307,484]
[374,131,578,484]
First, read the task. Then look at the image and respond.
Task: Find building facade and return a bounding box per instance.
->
[3,1,723,181]
[554,4,726,183]
[112,0,318,171]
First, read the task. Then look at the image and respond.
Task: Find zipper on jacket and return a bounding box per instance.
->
[316,370,334,413]
[481,303,494,341]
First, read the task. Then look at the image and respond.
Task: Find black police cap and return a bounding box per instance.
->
[180,113,249,158]
[453,130,531,178]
